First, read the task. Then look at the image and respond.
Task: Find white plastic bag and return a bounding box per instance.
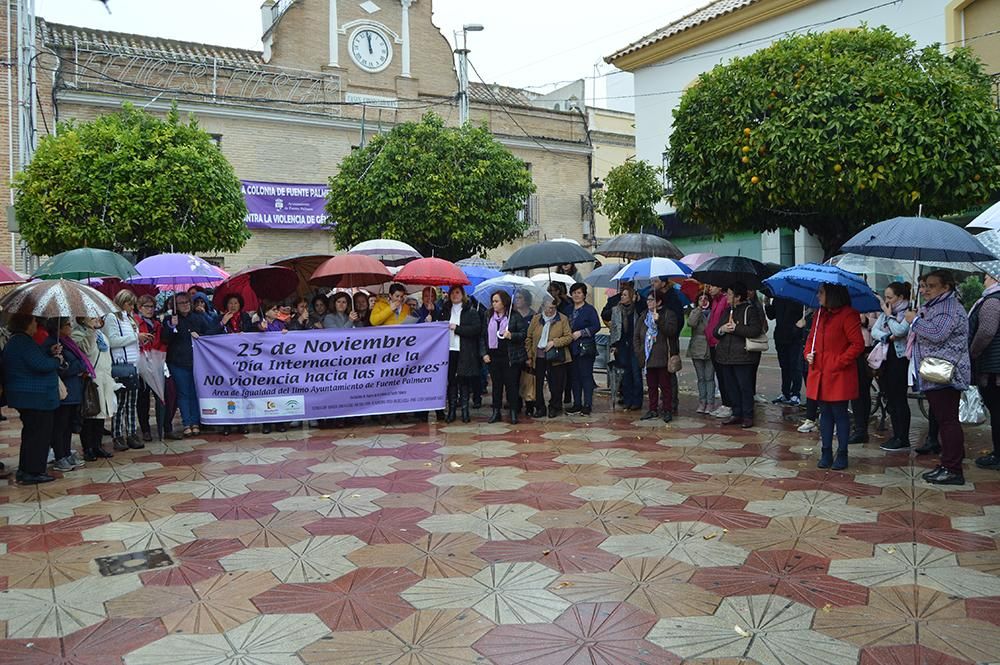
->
[959,386,987,425]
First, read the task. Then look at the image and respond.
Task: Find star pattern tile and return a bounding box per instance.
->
[600,520,750,566]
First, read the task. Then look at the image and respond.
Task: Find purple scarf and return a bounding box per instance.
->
[60,334,95,378]
[488,312,509,349]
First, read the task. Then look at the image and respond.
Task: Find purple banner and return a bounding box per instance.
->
[241,180,329,229]
[192,324,450,424]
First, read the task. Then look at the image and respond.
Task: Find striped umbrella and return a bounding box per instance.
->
[0,279,118,318]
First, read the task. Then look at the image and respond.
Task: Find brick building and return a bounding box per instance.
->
[0,0,634,271]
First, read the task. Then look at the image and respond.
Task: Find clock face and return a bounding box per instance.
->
[350,28,392,73]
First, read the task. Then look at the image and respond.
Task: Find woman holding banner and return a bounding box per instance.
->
[161,293,215,438]
[437,285,482,423]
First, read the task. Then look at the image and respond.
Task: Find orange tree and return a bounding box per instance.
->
[666,27,1000,257]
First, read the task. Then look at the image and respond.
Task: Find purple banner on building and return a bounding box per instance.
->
[241,180,329,229]
[193,324,450,424]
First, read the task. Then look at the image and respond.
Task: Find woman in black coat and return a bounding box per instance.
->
[437,285,482,423]
[483,290,525,424]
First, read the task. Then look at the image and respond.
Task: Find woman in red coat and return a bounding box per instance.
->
[804,284,865,470]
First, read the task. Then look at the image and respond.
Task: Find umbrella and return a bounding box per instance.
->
[473,275,550,310]
[584,263,629,289]
[213,265,299,312]
[458,265,503,291]
[33,248,138,280]
[85,277,158,300]
[827,253,981,278]
[763,263,881,313]
[0,264,27,286]
[531,273,575,289]
[272,253,334,296]
[692,256,771,290]
[613,257,692,282]
[395,257,469,287]
[502,240,596,272]
[349,239,421,266]
[966,200,1000,232]
[129,253,227,288]
[840,216,996,263]
[680,252,719,271]
[456,256,502,270]
[595,233,683,260]
[310,254,392,288]
[0,279,118,318]
[975,230,1000,279]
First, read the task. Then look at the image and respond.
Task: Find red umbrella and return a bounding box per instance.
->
[309,254,392,288]
[213,265,299,312]
[0,264,26,286]
[394,258,469,287]
[86,277,158,300]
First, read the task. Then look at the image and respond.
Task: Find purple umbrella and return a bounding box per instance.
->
[128,253,227,287]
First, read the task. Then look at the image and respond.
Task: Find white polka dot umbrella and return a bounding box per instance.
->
[0,279,119,319]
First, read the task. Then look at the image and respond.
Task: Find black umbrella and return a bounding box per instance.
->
[595,233,683,260]
[502,240,597,272]
[840,216,995,263]
[692,256,770,290]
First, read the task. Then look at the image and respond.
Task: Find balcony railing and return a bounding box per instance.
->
[517,195,539,235]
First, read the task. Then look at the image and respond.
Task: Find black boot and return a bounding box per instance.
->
[509,408,518,425]
[460,387,471,423]
[488,408,502,424]
[445,385,457,423]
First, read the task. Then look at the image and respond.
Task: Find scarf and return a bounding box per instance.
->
[538,311,558,348]
[224,310,243,333]
[973,283,1000,313]
[644,310,658,363]
[879,299,909,338]
[60,334,95,378]
[488,312,509,349]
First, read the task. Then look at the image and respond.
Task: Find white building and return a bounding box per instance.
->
[606,0,1000,264]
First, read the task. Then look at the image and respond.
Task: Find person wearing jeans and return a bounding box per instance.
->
[566,283,601,416]
[688,292,715,413]
[160,293,216,437]
[713,282,763,428]
[609,286,643,411]
[805,284,867,470]
[871,282,913,452]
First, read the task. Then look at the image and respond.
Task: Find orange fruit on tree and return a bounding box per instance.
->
[742,156,750,164]
[833,164,843,173]
[744,128,752,136]
[742,146,751,153]
[751,176,760,185]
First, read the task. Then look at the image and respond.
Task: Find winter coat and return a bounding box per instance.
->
[634,307,679,370]
[608,303,638,348]
[160,311,216,368]
[910,290,970,393]
[705,292,728,349]
[714,301,764,366]
[804,305,865,402]
[104,312,140,365]
[44,335,86,406]
[687,307,711,360]
[370,298,411,326]
[568,303,601,358]
[506,310,530,366]
[136,314,167,352]
[3,332,60,411]
[71,323,118,419]
[525,312,573,367]
[871,309,911,360]
[765,297,804,346]
[437,301,482,377]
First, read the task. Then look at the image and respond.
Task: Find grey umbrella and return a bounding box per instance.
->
[840,216,996,263]
[502,241,597,272]
[595,233,683,260]
[584,263,629,289]
[456,256,502,270]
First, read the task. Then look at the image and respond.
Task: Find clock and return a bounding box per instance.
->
[349,27,392,73]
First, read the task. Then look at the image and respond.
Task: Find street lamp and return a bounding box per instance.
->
[456,24,484,125]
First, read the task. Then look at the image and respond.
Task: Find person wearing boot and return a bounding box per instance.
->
[72,317,117,461]
[483,291,521,424]
[526,299,573,418]
[804,284,865,470]
[437,285,482,423]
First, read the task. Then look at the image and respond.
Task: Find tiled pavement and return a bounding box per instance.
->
[1,394,999,665]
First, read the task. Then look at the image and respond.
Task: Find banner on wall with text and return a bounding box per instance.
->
[241,180,329,229]
[193,324,450,424]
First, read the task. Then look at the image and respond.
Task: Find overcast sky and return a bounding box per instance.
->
[34,0,707,102]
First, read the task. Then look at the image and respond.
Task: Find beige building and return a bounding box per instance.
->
[0,0,634,273]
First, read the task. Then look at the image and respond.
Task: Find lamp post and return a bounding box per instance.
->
[455,23,483,125]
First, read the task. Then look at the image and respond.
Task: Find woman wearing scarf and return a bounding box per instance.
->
[220,294,254,334]
[705,285,732,419]
[483,291,521,424]
[72,317,118,460]
[969,271,1000,472]
[436,286,482,423]
[567,282,601,416]
[715,282,765,428]
[135,295,177,441]
[908,269,971,485]
[43,318,89,472]
[804,284,865,470]
[872,282,913,452]
[526,299,573,418]
[635,292,679,423]
[688,291,716,414]
[609,286,642,412]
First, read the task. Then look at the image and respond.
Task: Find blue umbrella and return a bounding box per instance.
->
[472,275,550,310]
[763,263,881,312]
[840,216,996,263]
[447,265,502,291]
[584,263,630,289]
[613,257,691,282]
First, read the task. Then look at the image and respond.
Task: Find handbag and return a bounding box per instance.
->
[666,335,682,374]
[81,377,101,418]
[919,357,956,385]
[742,306,769,353]
[577,337,597,358]
[545,347,563,362]
[867,342,888,370]
[58,378,68,401]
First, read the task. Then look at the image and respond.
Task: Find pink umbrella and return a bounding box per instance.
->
[0,264,26,286]
[681,252,719,271]
[395,258,469,287]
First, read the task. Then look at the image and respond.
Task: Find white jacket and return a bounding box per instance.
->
[104,313,139,365]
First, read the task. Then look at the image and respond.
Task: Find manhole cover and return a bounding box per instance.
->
[95,548,174,576]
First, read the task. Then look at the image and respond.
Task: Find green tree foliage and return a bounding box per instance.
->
[959,275,985,307]
[593,159,664,234]
[667,27,1000,257]
[326,113,536,260]
[14,103,249,257]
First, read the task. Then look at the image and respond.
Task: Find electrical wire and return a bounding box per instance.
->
[468,59,560,155]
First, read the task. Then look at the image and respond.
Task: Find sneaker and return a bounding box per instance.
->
[921,465,946,481]
[565,405,583,415]
[848,431,869,445]
[52,456,76,473]
[772,395,790,405]
[788,396,801,406]
[880,438,911,452]
[754,394,770,404]
[640,410,659,421]
[696,402,707,414]
[926,469,965,485]
[712,406,733,419]
[915,438,941,455]
[974,453,1000,470]
[69,452,86,467]
[797,419,817,433]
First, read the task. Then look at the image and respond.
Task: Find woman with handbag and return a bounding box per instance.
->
[636,292,679,423]
[72,317,117,461]
[526,299,573,418]
[688,291,716,415]
[43,318,89,472]
[714,282,764,428]
[566,282,601,416]
[871,282,913,452]
[906,269,970,485]
[804,284,865,470]
[105,290,143,450]
[436,285,482,423]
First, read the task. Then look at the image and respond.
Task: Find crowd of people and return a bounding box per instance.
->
[2,264,999,488]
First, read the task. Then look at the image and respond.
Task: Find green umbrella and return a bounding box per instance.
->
[32,248,138,280]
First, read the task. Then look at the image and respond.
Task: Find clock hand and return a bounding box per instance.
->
[366,32,372,55]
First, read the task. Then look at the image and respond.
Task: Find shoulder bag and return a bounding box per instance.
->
[81,353,101,418]
[666,333,682,374]
[742,306,769,353]
[919,357,956,385]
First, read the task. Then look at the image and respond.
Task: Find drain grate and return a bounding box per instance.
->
[95,548,174,576]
